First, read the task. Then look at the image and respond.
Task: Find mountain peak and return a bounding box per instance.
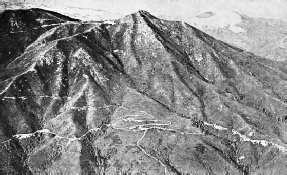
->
[137,9,151,16]
[126,9,158,20]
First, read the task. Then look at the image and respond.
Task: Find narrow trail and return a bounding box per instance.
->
[1,105,287,174]
[110,106,203,174]
[137,129,168,174]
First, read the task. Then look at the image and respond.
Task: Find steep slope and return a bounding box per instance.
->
[0,8,79,67]
[1,8,287,174]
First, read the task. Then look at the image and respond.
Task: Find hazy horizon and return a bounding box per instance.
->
[1,0,287,21]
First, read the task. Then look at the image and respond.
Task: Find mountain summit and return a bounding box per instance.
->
[1,8,287,174]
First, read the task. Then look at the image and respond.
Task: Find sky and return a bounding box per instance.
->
[1,0,287,32]
[2,0,287,20]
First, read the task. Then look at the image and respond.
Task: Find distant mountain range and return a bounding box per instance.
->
[191,12,287,61]
[1,8,287,174]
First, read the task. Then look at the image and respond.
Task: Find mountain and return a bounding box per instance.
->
[0,1,123,21]
[1,8,287,174]
[188,11,287,62]
[0,7,79,67]
[2,1,287,62]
